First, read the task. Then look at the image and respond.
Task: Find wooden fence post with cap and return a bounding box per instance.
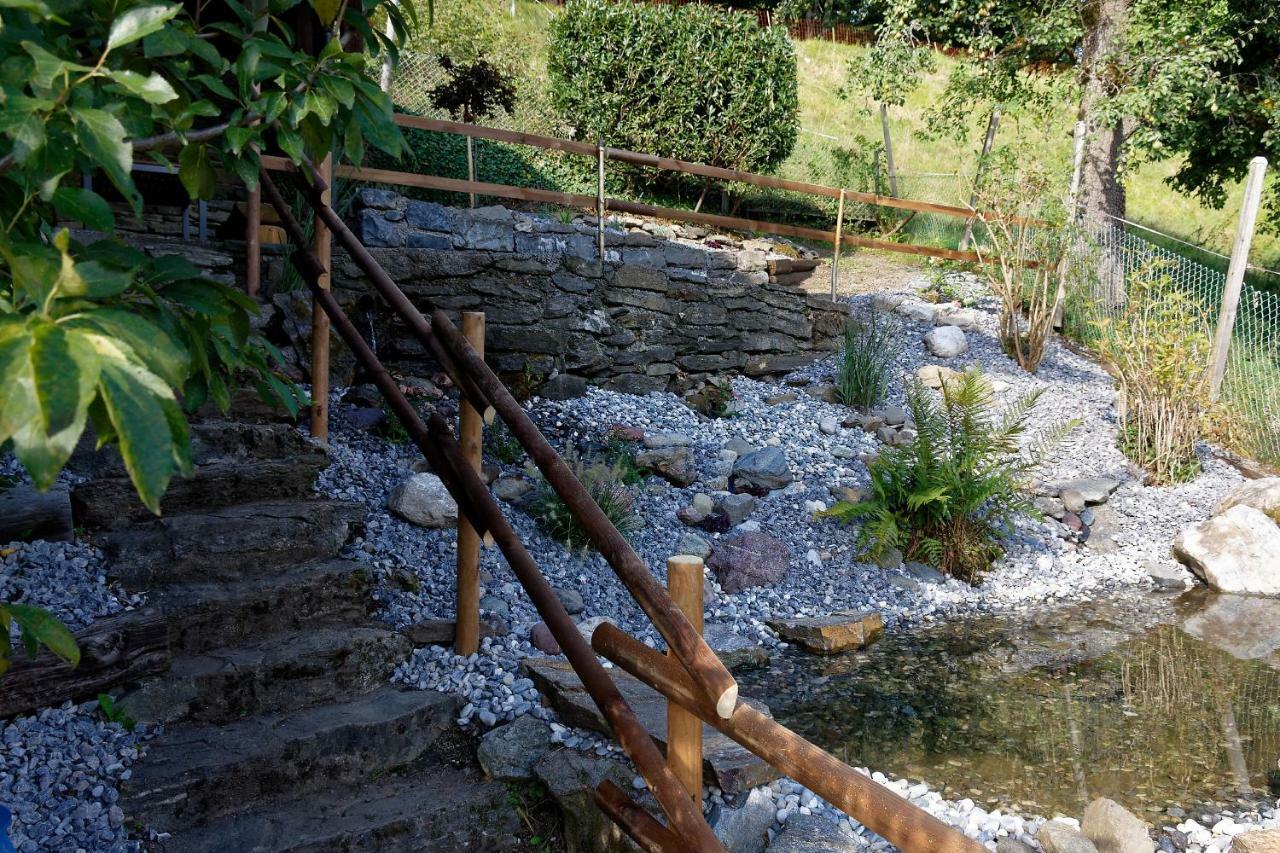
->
[831,188,846,299]
[1209,155,1268,402]
[667,554,704,801]
[455,311,486,656]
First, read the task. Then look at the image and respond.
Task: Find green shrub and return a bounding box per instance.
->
[548,0,799,174]
[821,369,1078,582]
[527,451,641,550]
[837,312,899,408]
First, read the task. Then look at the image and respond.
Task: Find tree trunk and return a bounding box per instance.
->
[1077,0,1131,306]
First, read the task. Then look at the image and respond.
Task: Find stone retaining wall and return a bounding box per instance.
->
[341,190,846,395]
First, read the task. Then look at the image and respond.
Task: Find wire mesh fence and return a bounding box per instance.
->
[1060,220,1280,468]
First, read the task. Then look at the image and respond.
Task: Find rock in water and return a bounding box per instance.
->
[732,447,794,492]
[477,715,553,781]
[1172,505,1280,595]
[1037,820,1100,853]
[707,532,791,593]
[766,611,884,654]
[765,814,861,852]
[387,473,458,528]
[923,325,969,358]
[1082,798,1154,853]
[1215,477,1280,521]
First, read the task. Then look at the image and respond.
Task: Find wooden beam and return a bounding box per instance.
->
[309,153,333,443]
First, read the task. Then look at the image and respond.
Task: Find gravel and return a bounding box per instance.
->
[1,540,142,633]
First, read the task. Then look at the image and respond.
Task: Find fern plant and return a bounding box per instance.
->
[527,450,642,551]
[821,369,1078,582]
[836,312,899,408]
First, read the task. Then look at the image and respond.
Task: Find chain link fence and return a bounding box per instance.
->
[1061,219,1280,468]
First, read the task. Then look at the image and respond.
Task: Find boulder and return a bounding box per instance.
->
[705,623,771,672]
[715,492,758,526]
[997,841,1037,853]
[676,531,713,559]
[923,325,969,358]
[1172,505,1280,595]
[765,814,861,852]
[917,364,962,390]
[709,788,775,853]
[766,611,884,654]
[1234,829,1280,852]
[1081,797,1154,853]
[1057,477,1121,510]
[897,301,938,324]
[935,305,980,328]
[533,750,640,853]
[707,532,791,593]
[388,473,458,528]
[1215,477,1280,522]
[539,374,588,400]
[732,448,794,493]
[643,432,693,449]
[477,715,553,781]
[492,476,533,503]
[635,445,697,487]
[553,587,586,616]
[1038,820,1100,853]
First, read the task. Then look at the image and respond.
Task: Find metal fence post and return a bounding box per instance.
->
[1209,156,1268,401]
[879,104,899,197]
[466,135,477,209]
[958,107,1000,251]
[597,137,606,261]
[666,555,704,801]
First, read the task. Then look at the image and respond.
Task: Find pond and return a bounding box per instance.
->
[739,590,1280,821]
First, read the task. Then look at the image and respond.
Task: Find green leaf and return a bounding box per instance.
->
[308,0,342,26]
[21,40,88,89]
[52,187,115,231]
[70,308,187,388]
[107,70,178,104]
[106,4,181,52]
[178,143,215,200]
[7,604,80,666]
[71,107,138,209]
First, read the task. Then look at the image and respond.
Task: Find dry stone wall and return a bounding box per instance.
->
[341,189,846,395]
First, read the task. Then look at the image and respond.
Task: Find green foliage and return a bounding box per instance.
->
[548,0,799,173]
[0,0,410,511]
[96,692,137,731]
[527,450,641,551]
[429,56,517,123]
[836,312,899,408]
[0,601,79,676]
[821,369,1078,582]
[843,7,935,109]
[485,420,525,465]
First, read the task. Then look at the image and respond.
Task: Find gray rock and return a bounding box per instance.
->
[642,432,693,449]
[766,611,884,654]
[387,473,458,528]
[879,406,908,427]
[1172,505,1280,595]
[478,715,553,781]
[897,300,938,324]
[997,841,1037,853]
[903,562,946,584]
[715,492,758,526]
[1038,820,1100,853]
[1145,561,1190,591]
[534,749,638,853]
[530,622,560,655]
[923,325,969,358]
[539,374,588,401]
[675,532,713,559]
[765,814,861,852]
[635,445,697,487]
[553,587,586,616]
[1057,477,1121,506]
[704,623,770,672]
[1215,477,1280,521]
[706,532,790,593]
[492,476,533,503]
[732,447,793,492]
[917,364,962,390]
[1180,594,1280,662]
[1082,797,1154,853]
[710,788,775,853]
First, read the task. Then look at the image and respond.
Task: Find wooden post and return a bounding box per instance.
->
[455,311,486,657]
[879,103,899,197]
[466,136,477,209]
[830,188,846,299]
[245,184,262,297]
[666,555,704,801]
[958,107,1000,251]
[309,152,334,443]
[597,137,606,261]
[1209,155,1268,401]
[1053,120,1089,328]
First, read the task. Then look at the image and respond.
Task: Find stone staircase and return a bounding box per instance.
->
[72,418,521,851]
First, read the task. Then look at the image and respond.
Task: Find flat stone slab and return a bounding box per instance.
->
[521,658,780,794]
[766,611,884,654]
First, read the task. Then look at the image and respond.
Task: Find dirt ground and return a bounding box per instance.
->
[797,247,931,299]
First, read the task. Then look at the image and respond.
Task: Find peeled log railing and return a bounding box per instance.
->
[260,161,985,853]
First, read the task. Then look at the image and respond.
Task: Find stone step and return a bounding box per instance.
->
[71,421,329,528]
[161,763,521,852]
[117,625,412,725]
[150,558,374,655]
[97,499,364,585]
[522,658,781,795]
[124,688,460,834]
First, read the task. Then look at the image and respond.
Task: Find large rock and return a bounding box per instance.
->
[1038,820,1100,853]
[635,445,697,487]
[1081,798,1153,853]
[766,611,884,654]
[522,658,778,794]
[709,788,775,853]
[732,448,793,493]
[917,364,962,390]
[705,623,771,672]
[533,749,640,853]
[714,492,757,526]
[707,532,791,593]
[1234,829,1280,852]
[1181,594,1280,665]
[387,473,458,528]
[923,325,969,358]
[1058,477,1121,512]
[1172,505,1280,595]
[765,814,861,852]
[477,715,553,782]
[1216,477,1280,522]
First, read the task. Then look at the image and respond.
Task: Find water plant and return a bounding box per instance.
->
[836,312,898,408]
[527,450,641,551]
[821,368,1078,582]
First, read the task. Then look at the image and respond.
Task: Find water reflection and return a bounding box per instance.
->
[739,591,1280,818]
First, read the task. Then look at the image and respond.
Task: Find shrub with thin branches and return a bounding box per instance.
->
[527,450,641,551]
[821,368,1079,582]
[1091,264,1212,484]
[836,312,899,408]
